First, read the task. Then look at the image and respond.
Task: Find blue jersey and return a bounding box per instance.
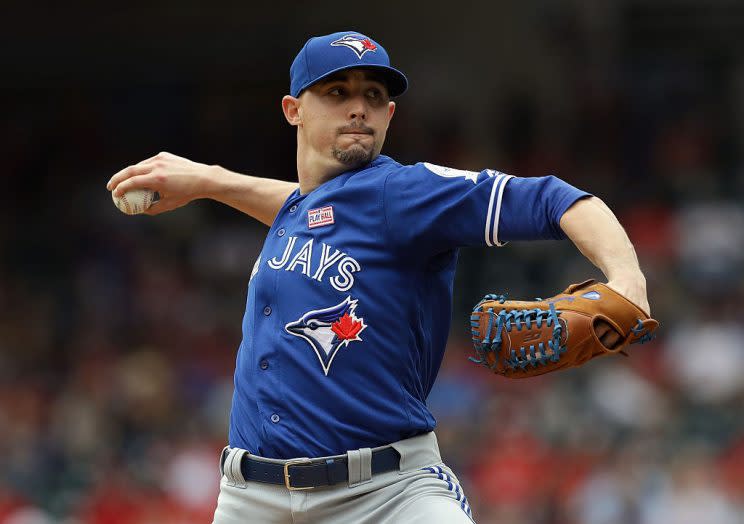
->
[228,155,590,459]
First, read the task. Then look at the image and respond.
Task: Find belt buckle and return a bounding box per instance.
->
[284,458,313,491]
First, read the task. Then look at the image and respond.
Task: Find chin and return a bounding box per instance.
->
[332,143,374,167]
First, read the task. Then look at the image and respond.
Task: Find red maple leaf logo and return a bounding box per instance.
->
[361,38,377,51]
[332,313,364,341]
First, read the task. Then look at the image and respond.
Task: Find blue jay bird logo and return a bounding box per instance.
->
[285,297,367,375]
[330,35,378,59]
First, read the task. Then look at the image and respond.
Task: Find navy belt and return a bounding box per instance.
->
[220,447,401,490]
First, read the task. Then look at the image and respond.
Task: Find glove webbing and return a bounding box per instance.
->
[470,302,567,371]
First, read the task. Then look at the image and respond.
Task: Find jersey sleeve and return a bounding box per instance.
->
[497,175,592,242]
[382,162,591,257]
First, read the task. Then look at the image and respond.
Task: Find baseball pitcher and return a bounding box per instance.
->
[108,31,653,523]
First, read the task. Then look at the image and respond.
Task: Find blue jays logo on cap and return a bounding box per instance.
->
[285,296,367,375]
[289,30,408,98]
[331,35,378,59]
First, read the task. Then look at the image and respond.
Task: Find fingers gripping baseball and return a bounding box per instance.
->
[107,152,210,215]
[107,153,163,191]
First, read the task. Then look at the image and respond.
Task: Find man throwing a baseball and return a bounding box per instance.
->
[108,31,650,523]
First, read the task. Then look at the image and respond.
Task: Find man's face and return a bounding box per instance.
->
[294,69,396,169]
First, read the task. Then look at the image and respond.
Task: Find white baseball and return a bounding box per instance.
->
[112,188,155,215]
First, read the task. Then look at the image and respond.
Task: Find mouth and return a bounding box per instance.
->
[339,124,374,137]
[340,132,373,140]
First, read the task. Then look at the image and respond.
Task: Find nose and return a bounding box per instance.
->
[347,95,368,121]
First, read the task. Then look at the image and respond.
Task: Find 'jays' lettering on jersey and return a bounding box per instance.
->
[229,155,590,459]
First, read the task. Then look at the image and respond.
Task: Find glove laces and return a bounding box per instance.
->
[470,301,566,371]
[631,319,655,344]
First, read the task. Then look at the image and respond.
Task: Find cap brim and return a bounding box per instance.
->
[297,64,408,98]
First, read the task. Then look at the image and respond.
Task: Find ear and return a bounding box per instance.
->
[387,101,396,123]
[282,95,302,126]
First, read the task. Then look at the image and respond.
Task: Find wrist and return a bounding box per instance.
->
[605,271,650,316]
[606,269,646,285]
[199,164,229,200]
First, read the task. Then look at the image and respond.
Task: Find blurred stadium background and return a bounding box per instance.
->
[2,1,744,523]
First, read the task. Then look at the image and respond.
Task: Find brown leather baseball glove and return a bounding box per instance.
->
[468,279,659,378]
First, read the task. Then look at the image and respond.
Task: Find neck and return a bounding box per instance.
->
[296,141,345,195]
[295,132,382,195]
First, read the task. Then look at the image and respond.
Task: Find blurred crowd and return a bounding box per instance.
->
[3,2,744,523]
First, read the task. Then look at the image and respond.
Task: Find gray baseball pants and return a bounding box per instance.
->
[211,431,475,523]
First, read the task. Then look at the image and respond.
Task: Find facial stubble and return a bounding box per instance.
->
[331,142,374,168]
[332,122,377,168]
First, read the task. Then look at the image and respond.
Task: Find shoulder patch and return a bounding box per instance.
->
[423,162,480,184]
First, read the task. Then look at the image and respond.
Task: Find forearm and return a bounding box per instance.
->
[108,152,299,223]
[560,196,642,279]
[204,166,299,226]
[559,196,649,315]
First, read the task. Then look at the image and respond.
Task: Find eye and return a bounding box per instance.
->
[328,87,343,96]
[307,320,319,329]
[367,88,380,99]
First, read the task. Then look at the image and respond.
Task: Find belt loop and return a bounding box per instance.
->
[391,431,441,473]
[224,448,248,489]
[347,447,373,487]
[219,446,230,477]
[359,447,372,483]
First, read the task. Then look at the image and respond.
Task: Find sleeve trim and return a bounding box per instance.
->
[485,173,514,247]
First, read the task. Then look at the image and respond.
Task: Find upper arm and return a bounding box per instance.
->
[497,175,592,242]
[383,163,513,257]
[383,163,592,259]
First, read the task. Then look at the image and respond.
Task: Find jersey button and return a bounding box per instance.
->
[277,228,286,237]
[270,414,280,423]
[289,205,298,213]
[260,360,269,370]
[263,306,272,316]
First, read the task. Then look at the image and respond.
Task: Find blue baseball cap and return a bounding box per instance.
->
[290,31,408,98]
